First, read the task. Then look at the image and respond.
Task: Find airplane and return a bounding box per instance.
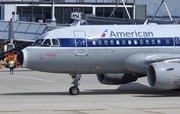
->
[16,24,180,95]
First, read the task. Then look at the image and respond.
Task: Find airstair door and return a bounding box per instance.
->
[74,31,88,56]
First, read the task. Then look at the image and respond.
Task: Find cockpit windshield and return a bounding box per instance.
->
[32,38,60,47]
[52,39,59,46]
[43,39,51,46]
[32,39,44,46]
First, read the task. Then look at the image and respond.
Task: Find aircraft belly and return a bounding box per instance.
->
[63,48,128,73]
[27,47,158,73]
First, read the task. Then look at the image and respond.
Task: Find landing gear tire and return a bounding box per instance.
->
[69,86,79,95]
[69,74,81,95]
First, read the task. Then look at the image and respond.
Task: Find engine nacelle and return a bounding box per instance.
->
[96,73,138,85]
[147,62,180,89]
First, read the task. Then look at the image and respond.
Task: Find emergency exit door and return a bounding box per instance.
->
[74,31,88,56]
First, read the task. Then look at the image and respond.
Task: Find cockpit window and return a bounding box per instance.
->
[42,39,51,46]
[52,39,59,46]
[32,38,59,47]
[32,39,44,46]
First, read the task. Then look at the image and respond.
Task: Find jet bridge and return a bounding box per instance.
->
[0,20,48,60]
[0,20,47,40]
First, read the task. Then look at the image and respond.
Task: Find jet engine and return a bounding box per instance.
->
[96,73,138,85]
[147,62,180,89]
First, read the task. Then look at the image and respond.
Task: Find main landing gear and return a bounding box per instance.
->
[69,74,81,95]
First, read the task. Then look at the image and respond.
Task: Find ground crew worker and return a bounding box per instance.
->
[9,58,15,75]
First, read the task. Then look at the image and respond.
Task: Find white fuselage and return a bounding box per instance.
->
[19,24,180,74]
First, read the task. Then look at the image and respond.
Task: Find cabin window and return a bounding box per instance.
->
[157,39,161,44]
[134,40,138,45]
[52,39,59,46]
[116,40,120,45]
[128,40,132,45]
[166,39,170,44]
[110,40,114,45]
[43,39,51,46]
[122,40,126,45]
[146,40,149,45]
[104,40,108,45]
[98,40,102,45]
[92,40,96,45]
[151,39,155,45]
[140,40,143,45]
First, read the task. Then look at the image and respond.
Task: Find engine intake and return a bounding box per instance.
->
[147,62,180,89]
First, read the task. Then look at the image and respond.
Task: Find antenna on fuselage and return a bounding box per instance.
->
[143,19,148,25]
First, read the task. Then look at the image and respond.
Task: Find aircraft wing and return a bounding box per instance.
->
[124,53,180,75]
[151,55,180,62]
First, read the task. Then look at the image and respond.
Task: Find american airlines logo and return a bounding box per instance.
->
[101,29,108,37]
[110,30,154,37]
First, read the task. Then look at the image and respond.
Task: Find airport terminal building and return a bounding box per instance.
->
[0,0,146,24]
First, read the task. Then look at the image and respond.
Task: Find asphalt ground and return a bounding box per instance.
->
[0,68,180,114]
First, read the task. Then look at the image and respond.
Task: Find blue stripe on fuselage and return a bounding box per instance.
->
[58,37,175,47]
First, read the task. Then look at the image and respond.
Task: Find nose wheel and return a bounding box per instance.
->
[69,74,81,95]
[69,86,79,95]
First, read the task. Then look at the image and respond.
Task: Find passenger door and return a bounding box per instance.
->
[174,36,180,49]
[73,31,88,56]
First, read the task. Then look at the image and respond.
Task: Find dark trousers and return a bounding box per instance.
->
[9,66,14,75]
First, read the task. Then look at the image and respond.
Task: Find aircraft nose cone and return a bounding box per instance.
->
[17,51,24,66]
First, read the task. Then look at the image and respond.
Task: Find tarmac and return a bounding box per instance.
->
[0,68,180,114]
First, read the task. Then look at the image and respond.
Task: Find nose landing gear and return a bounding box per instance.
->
[69,74,81,95]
